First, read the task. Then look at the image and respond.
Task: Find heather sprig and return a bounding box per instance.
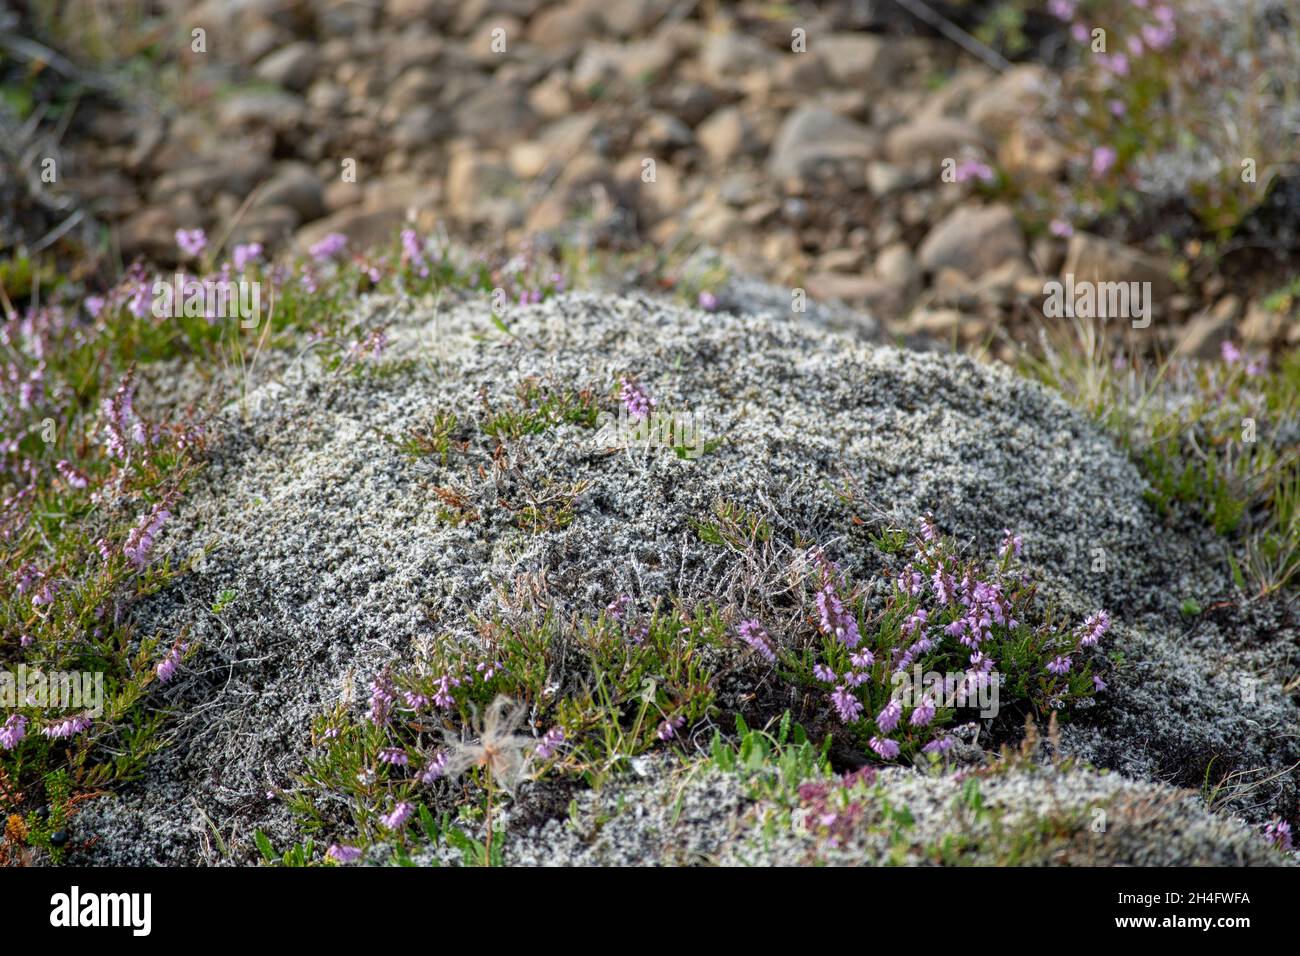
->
[792,518,1107,763]
[287,602,725,860]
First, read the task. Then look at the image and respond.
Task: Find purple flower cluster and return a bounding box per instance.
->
[814,571,861,649]
[368,672,395,725]
[378,747,409,766]
[535,727,565,759]
[175,228,207,258]
[619,378,655,422]
[657,715,686,741]
[400,229,430,278]
[231,242,263,272]
[309,233,348,262]
[327,844,363,863]
[419,750,449,784]
[123,504,171,567]
[605,593,630,621]
[0,714,27,750]
[156,640,189,682]
[1264,818,1293,852]
[808,517,1109,761]
[1079,610,1110,647]
[100,372,143,460]
[380,801,413,830]
[42,713,92,740]
[737,618,775,663]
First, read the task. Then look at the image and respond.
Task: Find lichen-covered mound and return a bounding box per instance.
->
[73,293,1295,864]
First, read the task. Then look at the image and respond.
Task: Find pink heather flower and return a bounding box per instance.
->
[432,673,458,710]
[404,690,430,711]
[1127,35,1144,56]
[175,228,207,258]
[309,233,348,261]
[850,648,875,669]
[100,372,138,460]
[737,618,775,663]
[368,673,395,725]
[896,567,923,596]
[123,504,170,567]
[535,727,565,759]
[1093,674,1108,692]
[475,660,501,681]
[85,295,105,318]
[55,460,88,489]
[381,801,414,830]
[919,514,938,542]
[20,635,33,647]
[379,747,409,766]
[619,378,655,422]
[830,686,863,723]
[1047,655,1072,676]
[400,229,429,278]
[419,750,449,783]
[1048,0,1075,19]
[0,714,27,749]
[606,594,630,621]
[1079,610,1110,647]
[922,735,956,754]
[813,663,836,683]
[1220,340,1243,365]
[1108,99,1127,117]
[15,565,38,596]
[657,715,685,741]
[327,844,363,863]
[1071,22,1088,43]
[1263,819,1293,852]
[910,698,936,727]
[876,698,902,733]
[999,529,1023,560]
[1091,145,1118,175]
[901,608,928,638]
[932,568,955,605]
[869,736,900,760]
[1142,22,1174,50]
[1049,218,1074,238]
[954,159,994,184]
[232,242,263,272]
[42,713,92,740]
[697,290,719,311]
[156,642,187,682]
[1101,52,1129,77]
[815,582,861,648]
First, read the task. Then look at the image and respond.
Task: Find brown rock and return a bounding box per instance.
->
[1239,300,1284,346]
[294,205,409,254]
[254,41,318,91]
[917,204,1026,279]
[968,65,1053,134]
[885,117,988,167]
[252,163,325,221]
[1176,296,1240,358]
[696,107,752,165]
[817,34,894,93]
[1062,233,1175,298]
[768,105,878,178]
